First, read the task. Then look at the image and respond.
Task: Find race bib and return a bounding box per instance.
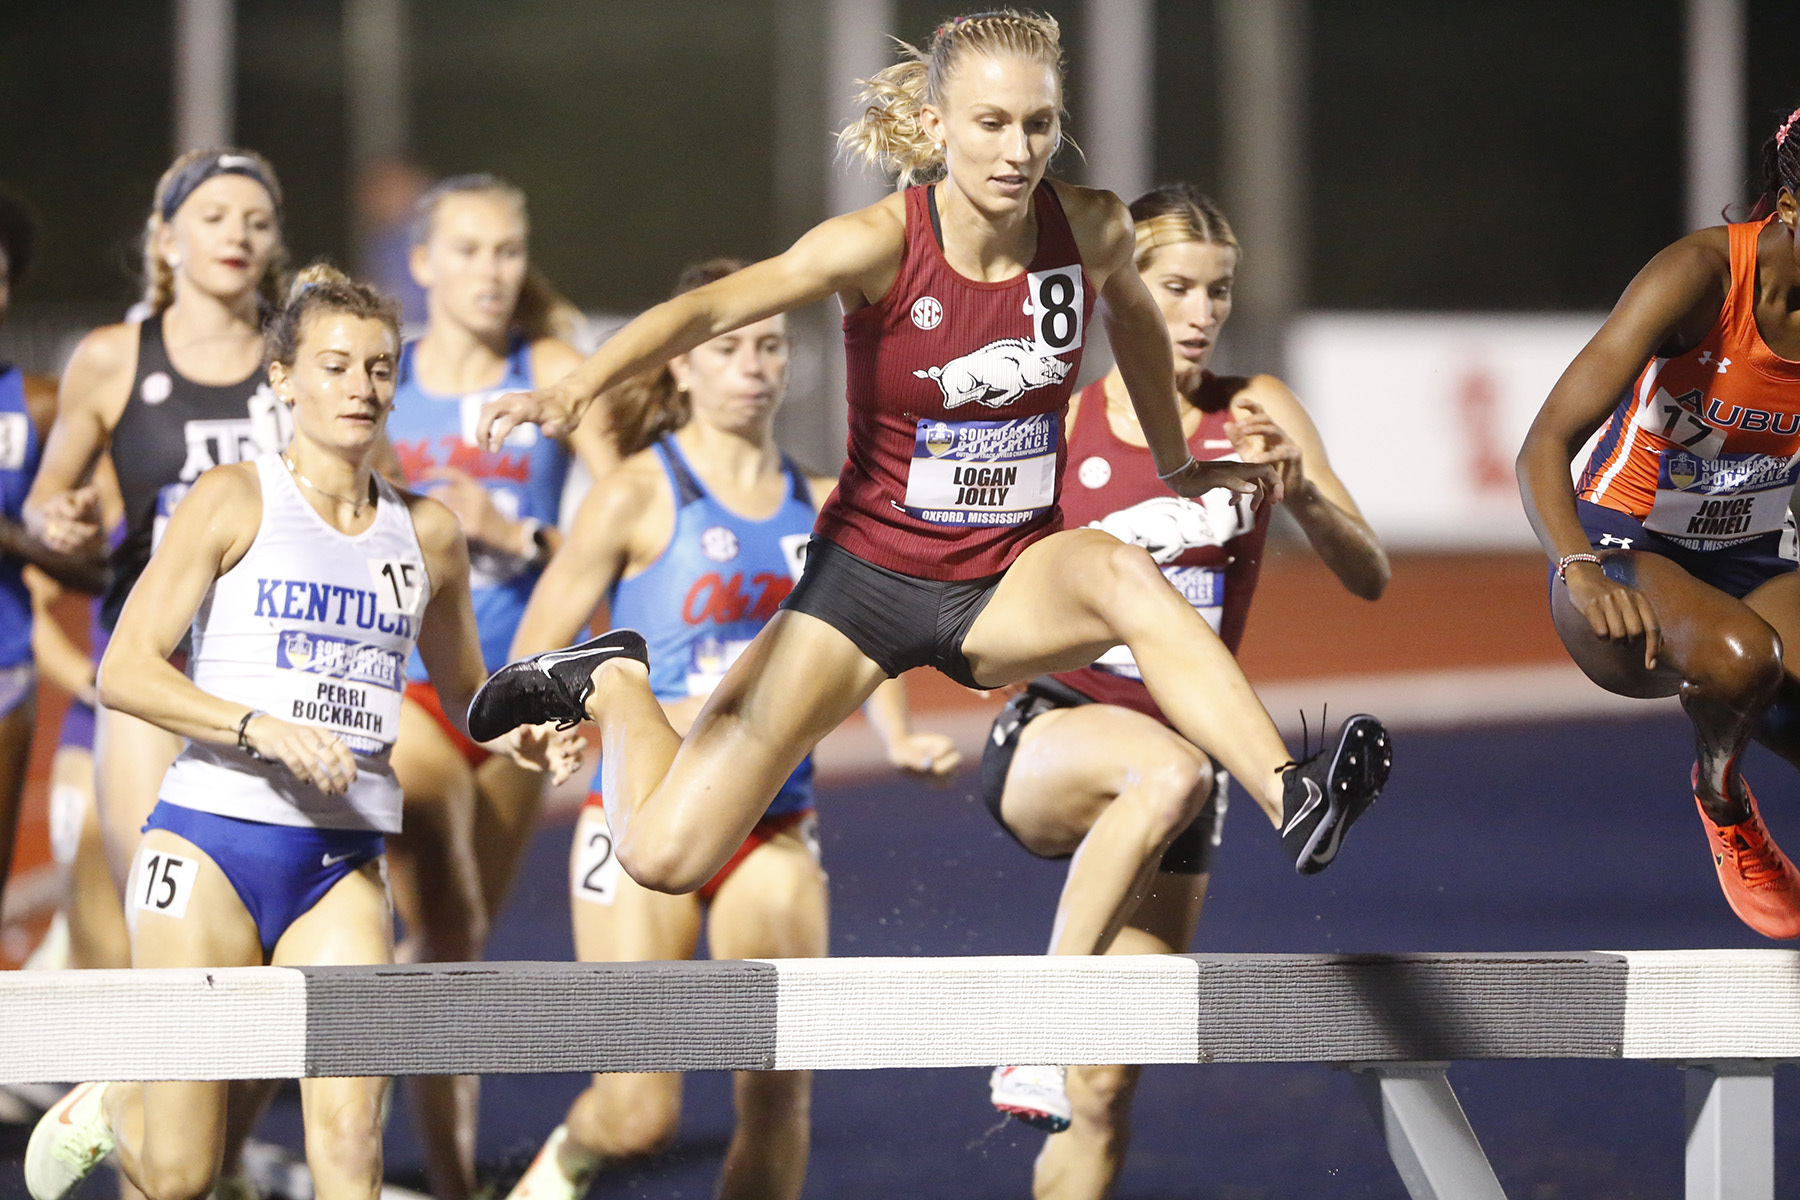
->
[273,630,407,755]
[0,412,27,470]
[131,846,199,919]
[572,811,623,905]
[1027,266,1084,353]
[1643,450,1800,545]
[686,633,753,697]
[1093,566,1223,679]
[367,558,428,619]
[902,413,1058,527]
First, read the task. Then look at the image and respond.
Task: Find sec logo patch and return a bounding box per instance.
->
[1077,456,1112,489]
[910,296,943,330]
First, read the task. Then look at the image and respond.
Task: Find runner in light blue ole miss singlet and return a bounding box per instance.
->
[502,259,958,1200]
[380,174,600,1200]
[607,436,819,830]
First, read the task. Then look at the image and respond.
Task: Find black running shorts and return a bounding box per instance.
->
[780,537,1002,689]
[979,676,1226,875]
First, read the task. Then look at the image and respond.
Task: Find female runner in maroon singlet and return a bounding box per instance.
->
[980,184,1387,1195]
[472,12,1392,896]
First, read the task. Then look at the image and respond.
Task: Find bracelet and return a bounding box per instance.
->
[237,709,267,760]
[1156,457,1195,484]
[1555,553,1602,581]
[517,517,548,562]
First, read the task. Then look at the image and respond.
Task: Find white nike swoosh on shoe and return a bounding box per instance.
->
[1307,810,1348,867]
[533,644,631,673]
[321,852,354,867]
[1281,778,1323,836]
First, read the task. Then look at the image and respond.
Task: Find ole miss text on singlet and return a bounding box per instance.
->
[814,183,1096,580]
[1578,215,1800,553]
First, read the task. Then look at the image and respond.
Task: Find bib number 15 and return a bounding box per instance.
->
[1028,266,1084,353]
[131,847,199,919]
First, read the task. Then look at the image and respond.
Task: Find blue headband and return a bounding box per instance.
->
[159,153,280,222]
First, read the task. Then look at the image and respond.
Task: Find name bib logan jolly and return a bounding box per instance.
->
[903,412,1058,527]
[1645,450,1800,544]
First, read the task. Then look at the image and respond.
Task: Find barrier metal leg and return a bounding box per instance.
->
[1346,1063,1507,1200]
[1683,1061,1774,1200]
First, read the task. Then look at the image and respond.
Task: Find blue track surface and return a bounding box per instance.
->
[20,710,1800,1198]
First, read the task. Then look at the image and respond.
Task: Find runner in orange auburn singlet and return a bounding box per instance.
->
[1520,104,1800,939]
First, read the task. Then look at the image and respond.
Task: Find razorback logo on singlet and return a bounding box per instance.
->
[910,266,1084,410]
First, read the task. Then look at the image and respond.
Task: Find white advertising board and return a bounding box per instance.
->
[1286,313,1605,549]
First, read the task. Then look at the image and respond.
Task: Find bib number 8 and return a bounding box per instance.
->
[1028,267,1084,353]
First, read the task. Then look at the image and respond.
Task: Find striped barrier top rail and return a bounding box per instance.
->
[7,950,1798,1084]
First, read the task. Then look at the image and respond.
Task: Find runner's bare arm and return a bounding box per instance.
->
[507,467,647,659]
[478,201,906,448]
[1517,231,1729,566]
[96,465,265,745]
[1517,231,1729,666]
[1229,376,1389,600]
[23,323,133,551]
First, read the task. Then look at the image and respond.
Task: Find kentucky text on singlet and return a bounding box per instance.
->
[814,183,1095,580]
[104,312,289,630]
[605,437,815,817]
[1054,376,1270,724]
[386,337,567,675]
[1578,216,1800,550]
[157,454,429,833]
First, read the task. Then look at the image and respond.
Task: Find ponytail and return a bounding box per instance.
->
[837,10,1066,188]
[606,258,749,457]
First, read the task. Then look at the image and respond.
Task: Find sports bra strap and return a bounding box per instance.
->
[655,437,708,507]
[780,453,813,506]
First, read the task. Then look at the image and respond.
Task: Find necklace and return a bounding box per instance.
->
[283,455,373,515]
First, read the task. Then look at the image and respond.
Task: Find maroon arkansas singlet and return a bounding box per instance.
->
[1053,374,1271,723]
[813,182,1095,580]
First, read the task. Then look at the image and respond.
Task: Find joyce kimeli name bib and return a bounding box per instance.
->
[902,413,1058,527]
[1645,450,1800,547]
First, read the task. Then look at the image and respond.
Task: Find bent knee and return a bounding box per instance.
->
[569,1082,679,1160]
[137,1151,217,1200]
[1692,621,1786,696]
[1067,1063,1141,1125]
[616,837,706,895]
[1132,747,1211,834]
[307,1093,384,1175]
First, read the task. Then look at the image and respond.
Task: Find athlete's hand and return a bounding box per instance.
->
[246,717,358,795]
[1161,459,1281,508]
[1225,399,1305,497]
[1562,559,1661,669]
[488,722,585,784]
[886,729,962,781]
[29,487,105,553]
[425,467,517,552]
[478,379,587,450]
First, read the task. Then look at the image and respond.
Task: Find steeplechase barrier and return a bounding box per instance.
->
[6,949,1795,1200]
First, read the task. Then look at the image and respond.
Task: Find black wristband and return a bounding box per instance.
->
[237,709,267,760]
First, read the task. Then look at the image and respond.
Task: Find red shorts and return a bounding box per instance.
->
[403,681,490,769]
[582,793,816,904]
